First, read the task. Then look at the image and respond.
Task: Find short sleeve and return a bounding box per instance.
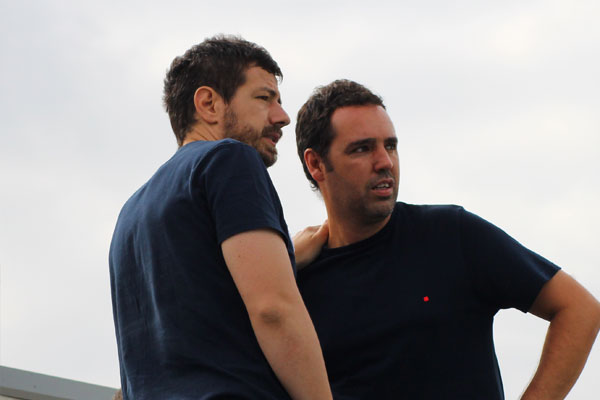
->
[459,208,560,312]
[198,141,288,245]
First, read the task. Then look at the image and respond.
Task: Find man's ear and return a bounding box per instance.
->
[193,86,225,124]
[304,148,326,184]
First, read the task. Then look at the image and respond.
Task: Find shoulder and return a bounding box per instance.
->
[180,139,260,161]
[390,202,468,240]
[177,139,265,174]
[211,138,259,154]
[373,202,466,243]
[209,139,263,168]
[394,202,465,223]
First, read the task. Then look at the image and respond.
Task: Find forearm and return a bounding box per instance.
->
[521,306,600,399]
[249,299,332,400]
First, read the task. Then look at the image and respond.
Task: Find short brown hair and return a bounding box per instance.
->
[163,35,282,146]
[295,79,385,189]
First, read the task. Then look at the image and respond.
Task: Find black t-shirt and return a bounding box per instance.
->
[297,202,560,400]
[110,139,294,399]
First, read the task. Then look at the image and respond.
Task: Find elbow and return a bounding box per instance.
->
[247,299,295,328]
[257,306,286,326]
[579,296,600,344]
[592,299,600,336]
[573,296,600,338]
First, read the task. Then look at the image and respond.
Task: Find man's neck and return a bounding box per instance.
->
[326,213,391,249]
[182,125,222,146]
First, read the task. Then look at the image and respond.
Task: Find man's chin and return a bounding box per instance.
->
[260,151,277,168]
[366,200,396,220]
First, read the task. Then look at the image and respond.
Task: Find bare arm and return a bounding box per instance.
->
[222,229,332,400]
[521,270,600,400]
[293,221,329,270]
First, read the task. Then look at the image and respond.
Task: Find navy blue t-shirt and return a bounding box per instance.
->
[297,202,560,400]
[109,139,295,400]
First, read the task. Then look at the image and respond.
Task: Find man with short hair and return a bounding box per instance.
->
[109,36,331,400]
[295,79,600,399]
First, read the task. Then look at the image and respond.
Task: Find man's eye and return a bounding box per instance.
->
[352,146,367,153]
[385,143,397,150]
[256,96,269,101]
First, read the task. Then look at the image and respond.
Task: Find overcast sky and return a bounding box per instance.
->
[1,1,599,398]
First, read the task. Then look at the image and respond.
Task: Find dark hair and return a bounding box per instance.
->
[163,34,282,146]
[295,79,385,189]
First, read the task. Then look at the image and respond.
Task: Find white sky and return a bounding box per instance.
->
[1,1,599,398]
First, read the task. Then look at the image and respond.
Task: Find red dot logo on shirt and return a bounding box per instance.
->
[423,296,430,302]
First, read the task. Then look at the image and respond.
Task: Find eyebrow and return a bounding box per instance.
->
[344,137,397,153]
[344,138,374,153]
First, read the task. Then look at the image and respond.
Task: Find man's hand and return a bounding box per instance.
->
[293,221,329,270]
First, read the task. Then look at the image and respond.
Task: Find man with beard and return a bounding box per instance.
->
[109,36,331,400]
[294,79,600,399]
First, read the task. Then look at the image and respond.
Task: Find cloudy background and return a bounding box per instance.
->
[1,0,598,398]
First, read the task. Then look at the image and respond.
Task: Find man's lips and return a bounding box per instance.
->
[263,129,282,146]
[371,178,395,196]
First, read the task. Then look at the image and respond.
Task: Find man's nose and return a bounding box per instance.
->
[270,102,291,127]
[373,146,394,171]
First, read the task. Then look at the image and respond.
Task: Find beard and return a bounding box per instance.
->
[329,168,398,226]
[361,171,398,222]
[223,108,281,168]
